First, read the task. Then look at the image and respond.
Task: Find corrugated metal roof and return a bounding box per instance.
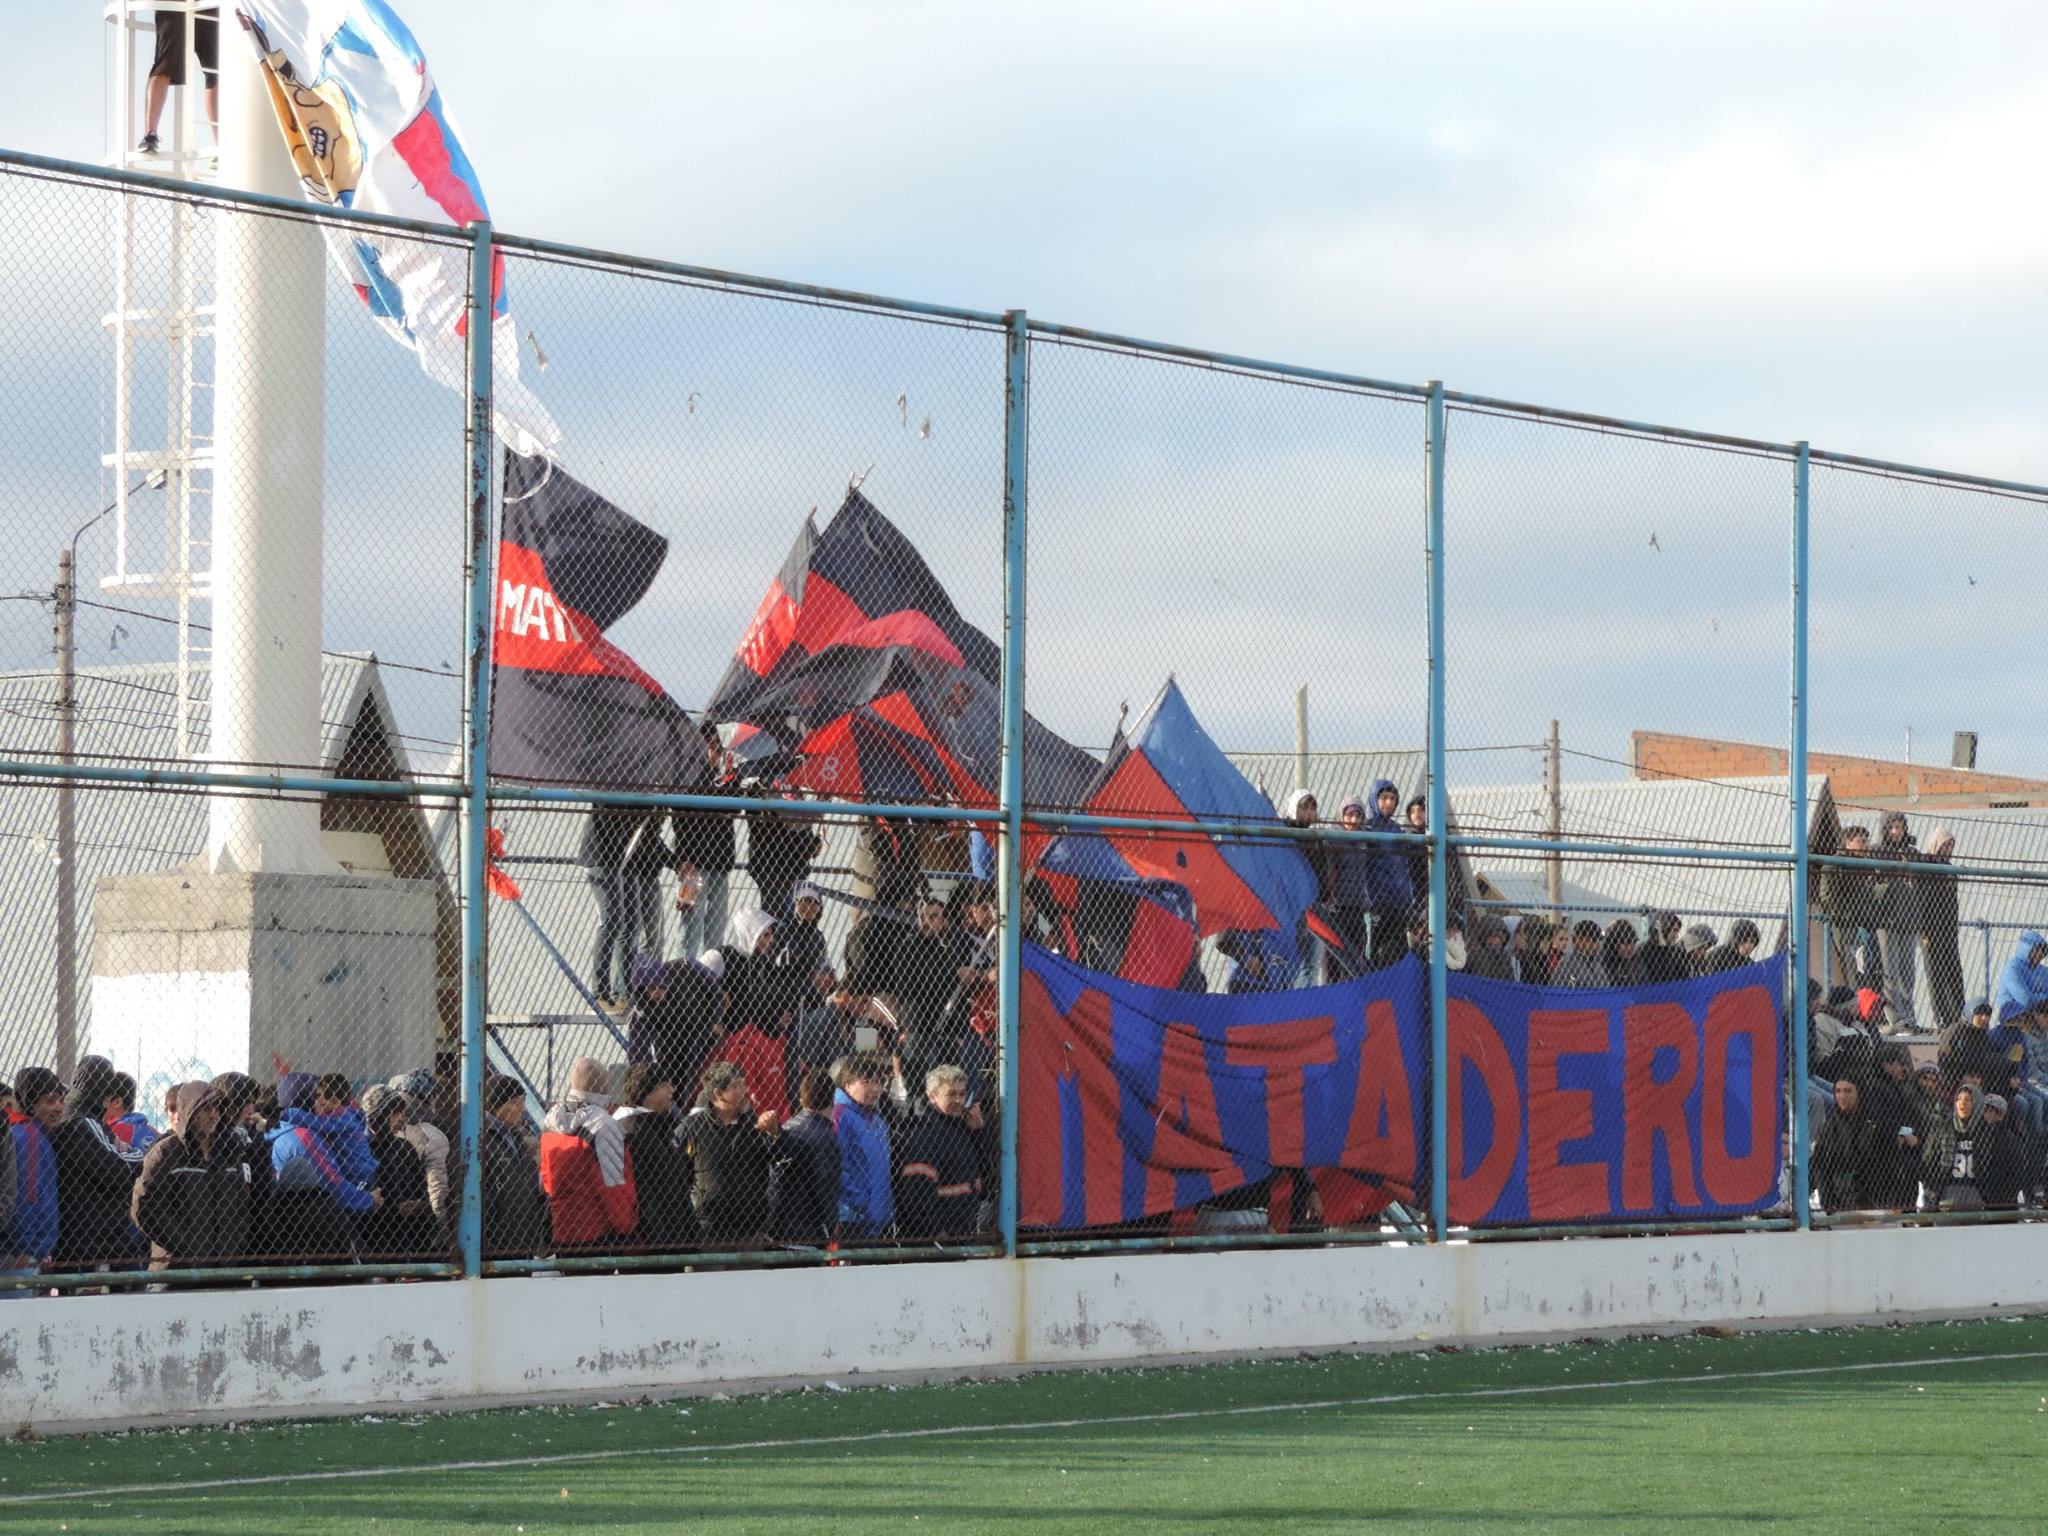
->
[1449,773,1821,928]
[0,652,404,1071]
[0,652,378,770]
[1225,749,1428,815]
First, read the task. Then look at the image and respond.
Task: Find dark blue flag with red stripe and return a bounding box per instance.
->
[1036,679,1319,974]
[489,451,699,789]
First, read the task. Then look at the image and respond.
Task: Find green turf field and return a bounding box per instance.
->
[4,1315,2047,1532]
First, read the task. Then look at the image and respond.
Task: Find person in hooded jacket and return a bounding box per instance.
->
[1402,796,1431,929]
[1810,1078,1880,1212]
[629,951,727,1093]
[1640,911,1690,985]
[1601,920,1648,989]
[50,1055,146,1270]
[1359,782,1413,971]
[1924,1083,1987,1211]
[1860,1045,1925,1211]
[1464,915,1517,982]
[1993,932,2047,1034]
[613,1064,695,1249]
[1701,920,1762,976]
[6,1067,63,1285]
[719,908,781,1034]
[1871,811,1921,1032]
[1976,1093,2026,1209]
[209,1072,272,1249]
[133,1081,252,1270]
[358,1087,440,1260]
[384,1071,451,1227]
[1554,921,1608,989]
[540,1057,638,1249]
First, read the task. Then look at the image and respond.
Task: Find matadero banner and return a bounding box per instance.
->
[1444,958,1785,1225]
[1018,946,1784,1230]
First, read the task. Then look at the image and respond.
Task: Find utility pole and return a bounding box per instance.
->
[1293,686,1309,797]
[54,548,76,1077]
[1545,718,1562,911]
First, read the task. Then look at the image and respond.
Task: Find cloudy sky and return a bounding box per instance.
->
[4,1,2045,790]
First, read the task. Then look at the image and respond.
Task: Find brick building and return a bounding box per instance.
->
[1630,732,2048,811]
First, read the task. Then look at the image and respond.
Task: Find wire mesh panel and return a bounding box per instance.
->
[0,166,470,782]
[1441,404,1795,850]
[475,252,1010,1264]
[1804,461,2048,1223]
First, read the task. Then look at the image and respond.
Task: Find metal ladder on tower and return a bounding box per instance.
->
[101,0,217,758]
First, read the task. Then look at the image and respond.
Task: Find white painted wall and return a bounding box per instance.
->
[2,1227,2041,1432]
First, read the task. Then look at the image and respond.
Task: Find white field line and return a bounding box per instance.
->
[6,1346,2046,1507]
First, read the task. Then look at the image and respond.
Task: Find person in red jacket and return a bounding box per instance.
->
[539,1057,637,1249]
[714,1016,790,1123]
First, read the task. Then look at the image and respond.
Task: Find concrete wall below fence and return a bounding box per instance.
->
[2,1226,2040,1432]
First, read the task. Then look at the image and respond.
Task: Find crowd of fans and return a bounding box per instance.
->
[0,782,2027,1288]
[1805,931,2048,1217]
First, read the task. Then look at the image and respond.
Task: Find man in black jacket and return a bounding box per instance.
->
[673,722,738,959]
[745,795,821,919]
[480,1075,548,1258]
[897,1066,984,1239]
[52,1055,145,1271]
[770,1069,840,1244]
[132,1081,252,1270]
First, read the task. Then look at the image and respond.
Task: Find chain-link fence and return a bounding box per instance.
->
[5,147,2048,1291]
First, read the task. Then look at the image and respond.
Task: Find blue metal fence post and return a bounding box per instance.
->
[996,310,1029,1256]
[1425,381,1451,1240]
[457,221,496,1279]
[1789,440,1812,1231]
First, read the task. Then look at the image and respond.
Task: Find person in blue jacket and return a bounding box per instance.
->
[1993,932,2047,1034]
[274,1073,378,1190]
[832,1053,895,1239]
[1360,780,1415,969]
[263,1081,380,1262]
[5,1067,64,1290]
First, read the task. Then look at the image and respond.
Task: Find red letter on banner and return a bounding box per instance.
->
[1446,998,1519,1224]
[1702,984,1778,1206]
[1338,999,1416,1186]
[1015,978,1130,1228]
[1147,1021,1237,1214]
[1621,1002,1701,1211]
[1225,1018,1337,1167]
[1527,1008,1611,1220]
